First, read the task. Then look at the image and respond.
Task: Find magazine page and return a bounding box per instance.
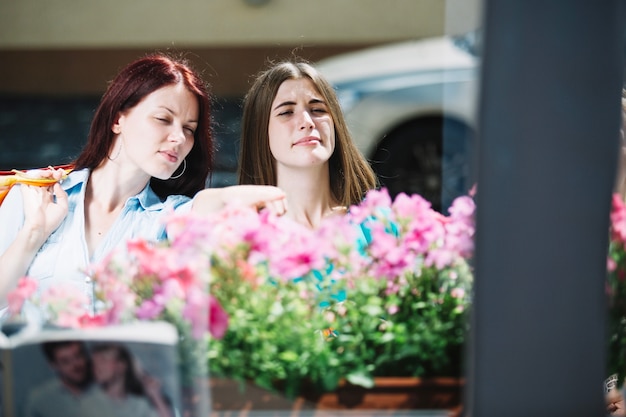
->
[0,322,181,417]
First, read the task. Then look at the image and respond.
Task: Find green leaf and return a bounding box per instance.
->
[346,370,375,388]
[278,350,299,362]
[360,304,384,317]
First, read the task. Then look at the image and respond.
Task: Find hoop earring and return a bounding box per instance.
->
[169,159,186,180]
[107,144,121,161]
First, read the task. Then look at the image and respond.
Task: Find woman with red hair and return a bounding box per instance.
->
[0,53,285,317]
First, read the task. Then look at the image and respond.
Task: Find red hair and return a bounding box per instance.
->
[75,53,214,199]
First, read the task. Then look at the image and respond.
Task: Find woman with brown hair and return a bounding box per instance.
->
[87,343,172,417]
[238,59,378,229]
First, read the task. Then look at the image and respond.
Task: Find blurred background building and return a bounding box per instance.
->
[0,0,481,97]
[0,0,483,204]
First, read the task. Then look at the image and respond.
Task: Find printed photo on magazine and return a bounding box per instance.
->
[0,321,181,417]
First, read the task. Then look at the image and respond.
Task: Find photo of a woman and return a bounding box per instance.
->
[85,343,174,417]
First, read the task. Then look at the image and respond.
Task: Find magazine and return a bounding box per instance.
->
[0,321,186,417]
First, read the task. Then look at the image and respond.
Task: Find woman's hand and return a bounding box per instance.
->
[20,168,68,246]
[0,168,69,299]
[141,372,163,402]
[141,372,174,417]
[192,185,288,216]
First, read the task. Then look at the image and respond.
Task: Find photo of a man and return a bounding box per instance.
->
[24,340,94,417]
[4,323,182,417]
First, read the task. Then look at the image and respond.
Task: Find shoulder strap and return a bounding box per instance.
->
[0,164,74,205]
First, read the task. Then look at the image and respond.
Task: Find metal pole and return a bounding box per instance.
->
[467,1,625,416]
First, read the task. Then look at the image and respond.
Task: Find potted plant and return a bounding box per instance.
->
[205,188,476,410]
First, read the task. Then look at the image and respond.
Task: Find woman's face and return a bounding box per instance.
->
[267,78,335,172]
[92,349,124,385]
[112,82,198,180]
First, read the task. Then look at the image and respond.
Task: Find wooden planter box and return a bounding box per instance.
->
[210,377,464,414]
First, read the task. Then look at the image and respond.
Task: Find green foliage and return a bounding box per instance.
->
[207,257,335,396]
[607,239,626,381]
[207,255,472,398]
[324,264,471,389]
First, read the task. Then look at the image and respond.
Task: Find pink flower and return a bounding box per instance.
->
[450,287,466,299]
[78,313,108,328]
[444,195,476,258]
[367,226,413,279]
[183,288,209,339]
[425,247,456,269]
[126,239,160,276]
[349,188,393,223]
[209,296,229,339]
[444,222,475,258]
[392,192,432,220]
[468,183,477,197]
[166,211,214,249]
[7,277,38,316]
[160,279,186,301]
[163,261,198,291]
[38,283,90,328]
[448,195,476,219]
[267,220,327,280]
[136,299,165,320]
[611,193,626,245]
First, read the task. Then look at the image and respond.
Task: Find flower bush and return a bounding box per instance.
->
[7,219,229,388]
[8,187,476,398]
[205,188,475,397]
[607,193,626,379]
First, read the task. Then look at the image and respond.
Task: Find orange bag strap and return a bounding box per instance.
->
[0,163,75,176]
[0,164,75,206]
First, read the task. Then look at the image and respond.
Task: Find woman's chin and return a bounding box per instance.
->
[150,169,174,181]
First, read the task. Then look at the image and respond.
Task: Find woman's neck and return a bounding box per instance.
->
[83,160,151,256]
[100,376,127,400]
[276,168,343,229]
[87,160,150,212]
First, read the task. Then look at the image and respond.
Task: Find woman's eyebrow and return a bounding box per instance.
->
[273,101,296,111]
[158,105,198,123]
[273,98,326,111]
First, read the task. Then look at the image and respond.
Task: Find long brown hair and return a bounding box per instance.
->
[91,343,146,396]
[75,53,214,199]
[238,60,377,206]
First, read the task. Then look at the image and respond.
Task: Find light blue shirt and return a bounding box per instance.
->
[0,169,192,312]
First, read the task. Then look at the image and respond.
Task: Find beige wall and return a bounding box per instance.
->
[0,0,482,96]
[0,0,448,49]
